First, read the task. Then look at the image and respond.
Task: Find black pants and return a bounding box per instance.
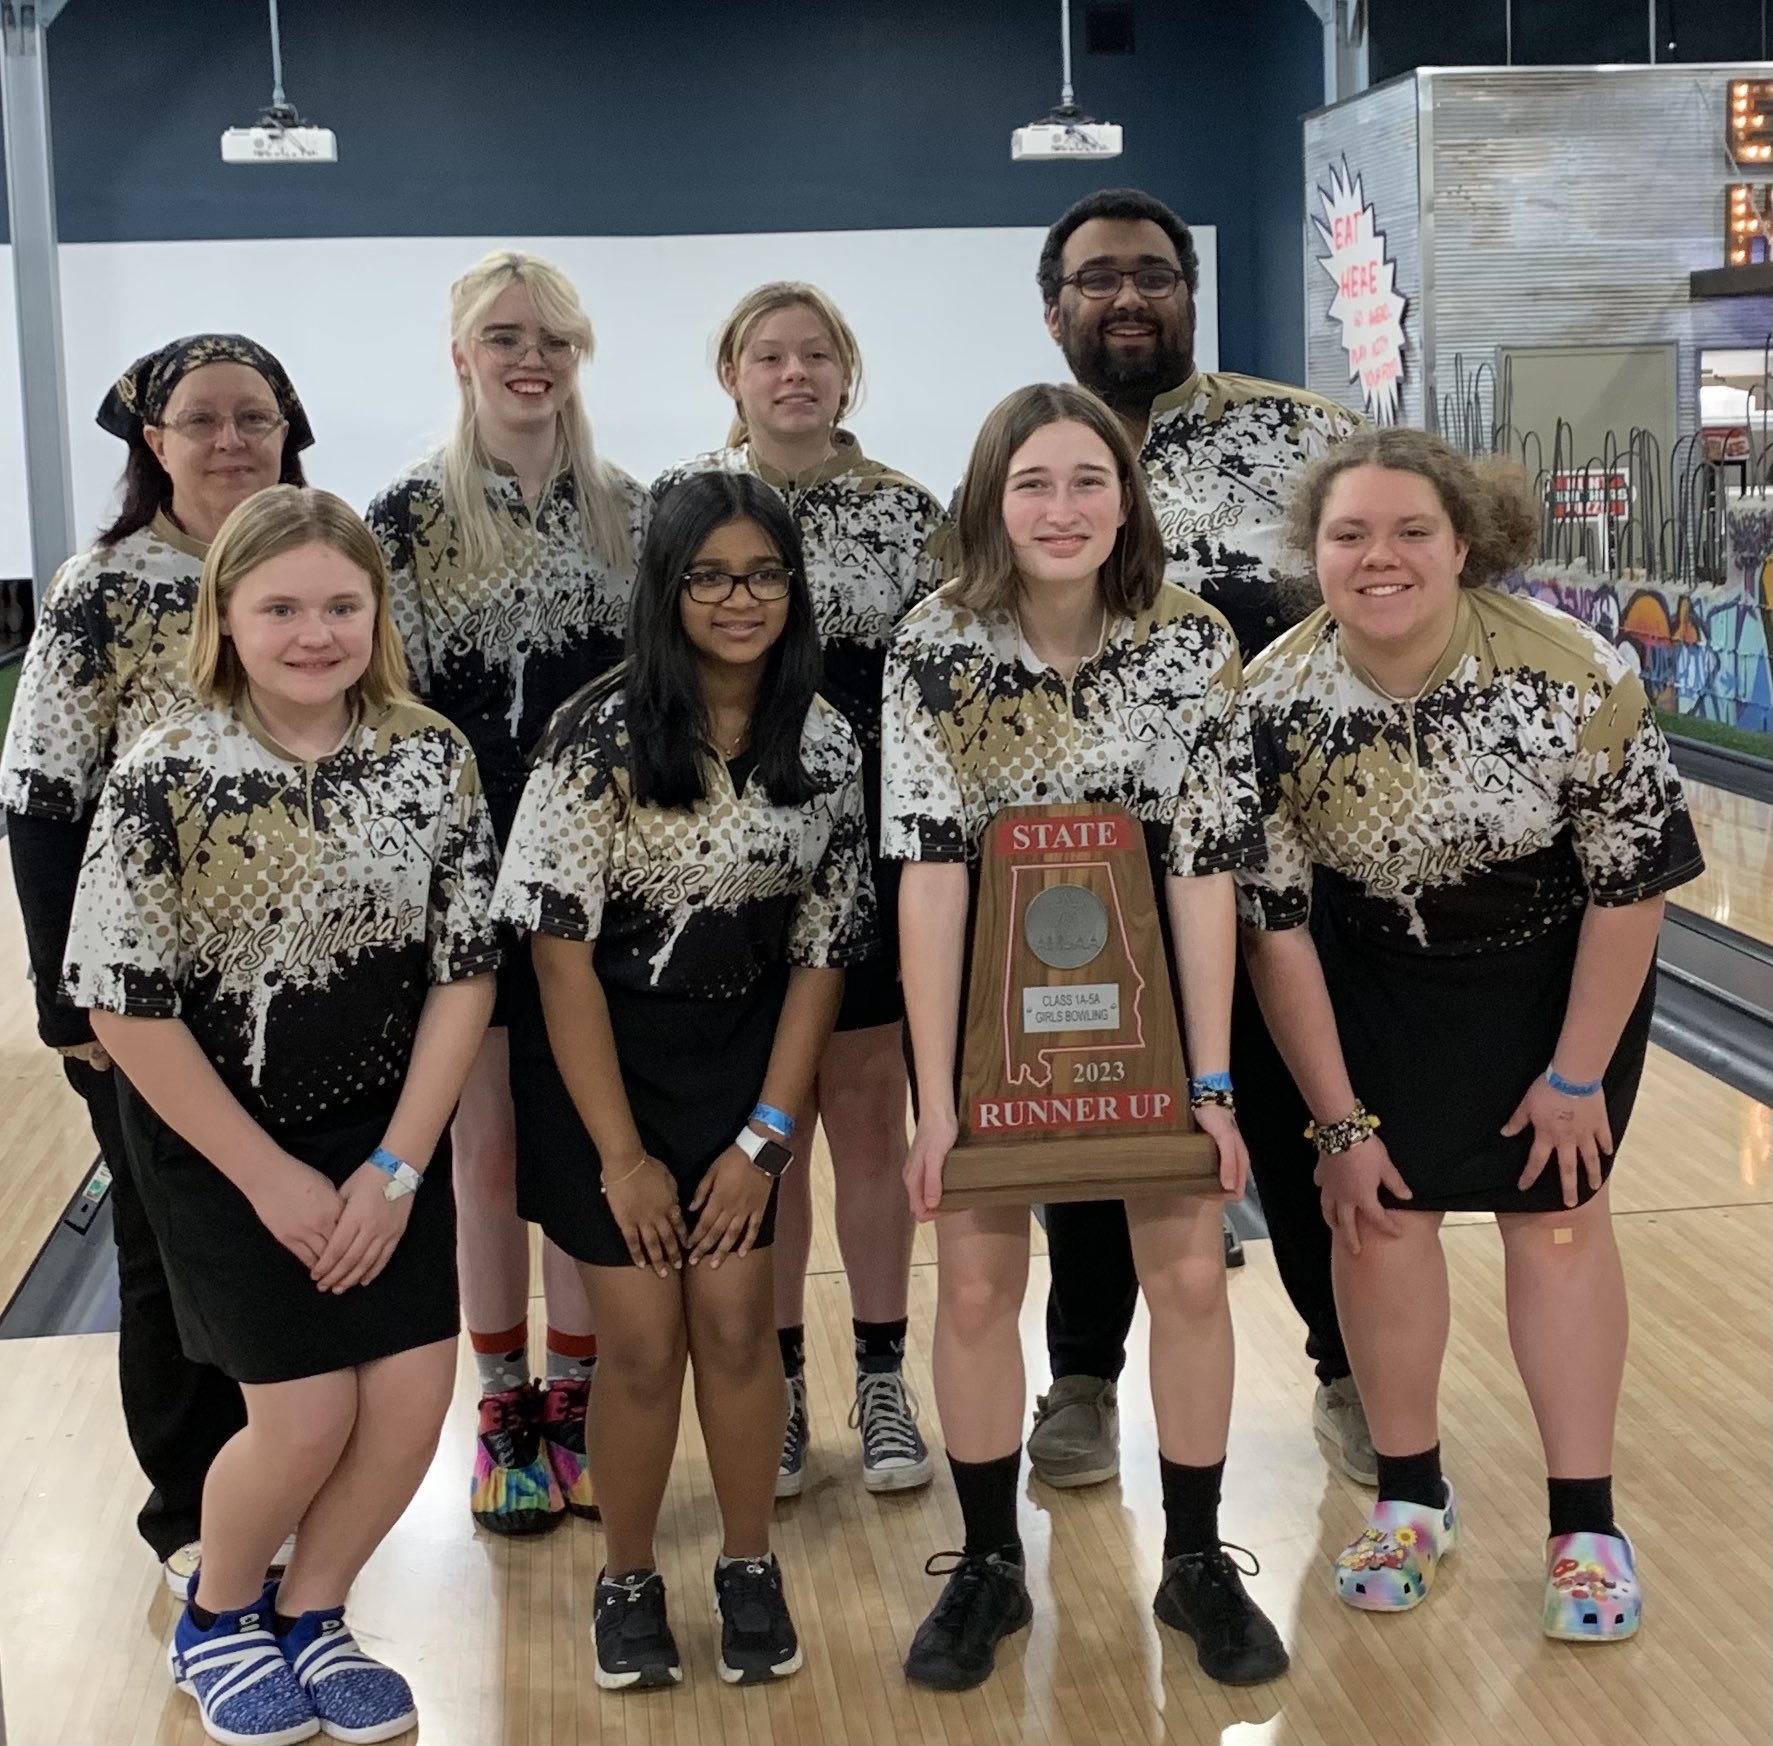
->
[67,1059,246,1558]
[1043,961,1350,1387]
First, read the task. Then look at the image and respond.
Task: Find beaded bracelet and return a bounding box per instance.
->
[1304,1102,1381,1156]
[1545,1067,1605,1099]
[1188,1073,1237,1111]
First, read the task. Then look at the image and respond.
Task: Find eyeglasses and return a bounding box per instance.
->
[475,328,581,364]
[681,566,793,604]
[157,409,286,443]
[1060,265,1186,300]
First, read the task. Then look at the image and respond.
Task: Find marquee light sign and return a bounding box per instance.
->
[1313,160,1408,424]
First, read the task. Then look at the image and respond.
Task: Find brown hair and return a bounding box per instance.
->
[950,382,1165,617]
[714,282,864,447]
[189,486,413,708]
[1285,427,1541,589]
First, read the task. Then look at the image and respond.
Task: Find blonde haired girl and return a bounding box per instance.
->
[69,485,500,1743]
[655,280,947,1500]
[367,249,651,1536]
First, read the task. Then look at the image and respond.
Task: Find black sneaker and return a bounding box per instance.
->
[593,1569,682,1690]
[1224,1218,1245,1269]
[713,1554,803,1684]
[1153,1544,1289,1685]
[903,1550,1033,1691]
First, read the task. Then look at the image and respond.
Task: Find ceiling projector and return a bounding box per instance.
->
[1012,114,1124,162]
[221,115,337,165]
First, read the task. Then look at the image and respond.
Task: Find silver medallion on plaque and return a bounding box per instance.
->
[1023,883,1110,970]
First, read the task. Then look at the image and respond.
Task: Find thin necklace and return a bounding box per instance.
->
[711,722,749,758]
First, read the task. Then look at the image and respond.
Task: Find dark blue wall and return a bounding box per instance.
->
[5,0,1322,381]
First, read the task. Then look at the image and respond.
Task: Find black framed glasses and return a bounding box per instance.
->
[1060,265,1186,300]
[681,566,794,605]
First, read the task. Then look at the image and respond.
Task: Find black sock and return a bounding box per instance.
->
[947,1451,1022,1562]
[853,1317,908,1374]
[1548,1475,1616,1538]
[187,1600,218,1630]
[1375,1444,1446,1509]
[1160,1456,1225,1560]
[273,1610,299,1637]
[777,1324,805,1378]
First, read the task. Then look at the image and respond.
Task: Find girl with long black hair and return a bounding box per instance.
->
[493,471,874,1690]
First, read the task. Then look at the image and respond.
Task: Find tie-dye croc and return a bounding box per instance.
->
[1542,1531,1641,1642]
[1334,1487,1459,1612]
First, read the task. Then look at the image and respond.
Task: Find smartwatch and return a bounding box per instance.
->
[735,1125,793,1180]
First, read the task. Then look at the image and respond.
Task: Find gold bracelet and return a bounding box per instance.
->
[1304,1103,1381,1156]
[599,1154,652,1195]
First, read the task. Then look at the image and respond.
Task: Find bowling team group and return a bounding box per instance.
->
[0,187,1702,1743]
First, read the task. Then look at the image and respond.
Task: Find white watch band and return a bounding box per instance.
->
[381,1160,423,1200]
[735,1127,768,1163]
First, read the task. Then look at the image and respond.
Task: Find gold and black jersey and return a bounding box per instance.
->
[1141,370,1362,661]
[0,515,207,821]
[1237,587,1705,954]
[881,581,1261,875]
[366,451,652,839]
[64,697,503,1129]
[492,686,876,999]
[651,432,948,803]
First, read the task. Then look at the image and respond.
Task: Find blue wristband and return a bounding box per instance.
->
[750,1102,795,1141]
[368,1146,408,1177]
[1190,1070,1234,1093]
[1545,1067,1604,1099]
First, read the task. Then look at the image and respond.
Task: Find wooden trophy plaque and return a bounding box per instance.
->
[941,802,1220,1209]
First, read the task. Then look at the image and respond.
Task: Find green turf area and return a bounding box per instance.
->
[1658,708,1773,762]
[0,657,18,748]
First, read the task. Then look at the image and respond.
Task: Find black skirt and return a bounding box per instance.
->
[507,944,786,1267]
[116,1080,458,1384]
[1314,899,1655,1214]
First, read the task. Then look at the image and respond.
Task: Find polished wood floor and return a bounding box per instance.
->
[1679,780,1772,945]
[0,846,1767,1743]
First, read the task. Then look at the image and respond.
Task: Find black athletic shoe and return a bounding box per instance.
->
[593,1569,683,1690]
[713,1554,803,1684]
[1224,1219,1246,1269]
[1153,1544,1289,1685]
[903,1550,1033,1691]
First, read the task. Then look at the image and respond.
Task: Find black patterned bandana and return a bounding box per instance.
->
[97,333,314,450]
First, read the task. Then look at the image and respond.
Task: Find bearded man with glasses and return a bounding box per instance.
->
[1027,187,1375,1502]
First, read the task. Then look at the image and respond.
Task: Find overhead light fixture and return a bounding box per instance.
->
[221,0,336,165]
[1012,0,1123,162]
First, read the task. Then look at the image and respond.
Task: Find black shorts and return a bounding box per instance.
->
[1318,901,1653,1214]
[506,944,785,1267]
[117,1082,458,1384]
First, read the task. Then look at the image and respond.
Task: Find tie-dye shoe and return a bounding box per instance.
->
[1543,1530,1641,1642]
[1334,1486,1459,1612]
[280,1605,416,1743]
[541,1376,599,1520]
[169,1586,317,1745]
[470,1382,564,1536]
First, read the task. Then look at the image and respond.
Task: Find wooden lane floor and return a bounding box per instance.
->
[0,1046,1765,1746]
[1678,780,1772,948]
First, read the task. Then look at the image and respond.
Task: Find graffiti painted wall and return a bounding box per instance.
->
[1499,494,1773,738]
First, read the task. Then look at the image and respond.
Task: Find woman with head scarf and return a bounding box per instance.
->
[0,333,313,1600]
